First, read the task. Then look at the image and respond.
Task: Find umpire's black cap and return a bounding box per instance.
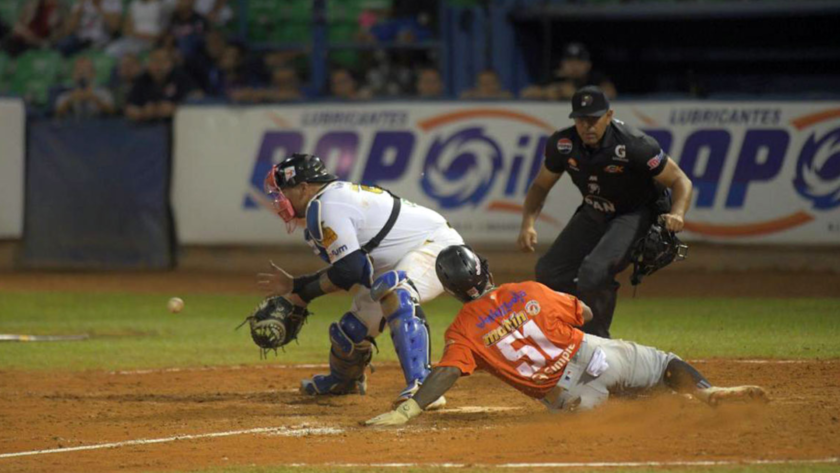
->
[569,86,610,119]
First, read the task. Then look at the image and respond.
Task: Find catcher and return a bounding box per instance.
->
[365,245,766,426]
[244,153,463,408]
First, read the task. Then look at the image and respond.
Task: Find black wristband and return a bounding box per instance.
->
[293,272,326,303]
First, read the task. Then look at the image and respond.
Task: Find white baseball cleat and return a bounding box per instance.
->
[697,385,768,406]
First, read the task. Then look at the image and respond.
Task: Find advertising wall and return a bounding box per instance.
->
[0,99,25,239]
[173,101,840,245]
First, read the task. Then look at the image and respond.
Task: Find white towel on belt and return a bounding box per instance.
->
[586,347,609,377]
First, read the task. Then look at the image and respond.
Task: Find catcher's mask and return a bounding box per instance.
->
[435,245,492,303]
[264,153,337,230]
[629,224,688,286]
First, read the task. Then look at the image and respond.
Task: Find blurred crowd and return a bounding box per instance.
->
[0,0,617,121]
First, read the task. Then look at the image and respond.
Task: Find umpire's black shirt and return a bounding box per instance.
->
[544,119,668,216]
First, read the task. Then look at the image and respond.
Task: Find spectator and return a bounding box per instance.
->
[110,52,143,111]
[125,47,199,121]
[210,43,258,99]
[55,56,115,117]
[360,3,432,45]
[2,0,66,57]
[460,69,513,100]
[548,42,616,100]
[184,28,226,94]
[415,67,443,98]
[329,68,370,100]
[165,0,208,61]
[230,65,303,104]
[55,0,123,57]
[362,50,414,97]
[105,0,173,58]
[193,0,232,26]
[254,66,303,102]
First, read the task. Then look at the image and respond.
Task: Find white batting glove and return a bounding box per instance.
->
[364,399,423,426]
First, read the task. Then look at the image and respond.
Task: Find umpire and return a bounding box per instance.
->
[517,86,693,338]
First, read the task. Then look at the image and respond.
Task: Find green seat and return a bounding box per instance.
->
[272,22,310,44]
[287,0,311,22]
[10,50,63,105]
[79,51,116,85]
[0,1,19,26]
[328,22,357,44]
[327,0,380,23]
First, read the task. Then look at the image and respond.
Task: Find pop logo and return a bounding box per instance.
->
[421,127,503,209]
[795,127,840,210]
[245,108,558,225]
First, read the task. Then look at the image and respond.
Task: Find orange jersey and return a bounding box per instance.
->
[437,281,585,398]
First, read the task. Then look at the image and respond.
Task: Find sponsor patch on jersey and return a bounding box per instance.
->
[614,144,626,160]
[329,244,348,259]
[525,300,541,316]
[322,225,338,247]
[557,138,573,154]
[482,311,528,347]
[647,151,664,170]
[604,165,624,174]
[588,183,601,195]
[585,195,616,213]
[589,175,598,181]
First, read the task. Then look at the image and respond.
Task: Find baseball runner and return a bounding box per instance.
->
[256,153,463,407]
[518,85,694,338]
[365,245,766,426]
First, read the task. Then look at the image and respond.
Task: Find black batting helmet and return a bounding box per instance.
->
[269,153,337,190]
[435,245,491,303]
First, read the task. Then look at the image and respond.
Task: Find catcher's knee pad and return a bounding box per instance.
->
[328,312,373,382]
[371,271,431,386]
[329,311,369,356]
[303,312,373,396]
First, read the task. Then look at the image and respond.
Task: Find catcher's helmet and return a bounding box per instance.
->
[435,245,491,303]
[264,153,337,226]
[269,153,337,190]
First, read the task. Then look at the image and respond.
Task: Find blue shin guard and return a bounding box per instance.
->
[301,312,372,395]
[372,271,432,397]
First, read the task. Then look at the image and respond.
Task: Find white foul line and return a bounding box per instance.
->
[0,426,343,460]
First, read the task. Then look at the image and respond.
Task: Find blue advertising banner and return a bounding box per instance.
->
[173,102,840,245]
[22,119,173,269]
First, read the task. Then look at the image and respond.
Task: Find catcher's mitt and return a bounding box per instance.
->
[237,296,310,358]
[629,223,688,286]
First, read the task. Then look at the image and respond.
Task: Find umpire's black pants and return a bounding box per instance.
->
[535,205,653,338]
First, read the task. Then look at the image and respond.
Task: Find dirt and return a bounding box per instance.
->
[0,270,838,471]
[0,361,838,473]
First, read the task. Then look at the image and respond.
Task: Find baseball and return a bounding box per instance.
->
[167,297,184,314]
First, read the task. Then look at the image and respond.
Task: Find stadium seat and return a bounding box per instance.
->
[0,1,18,26]
[80,51,116,86]
[10,50,63,106]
